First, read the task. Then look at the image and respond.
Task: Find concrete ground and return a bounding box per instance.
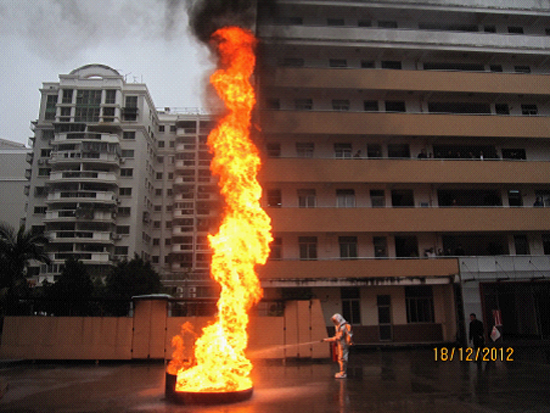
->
[0,347,549,413]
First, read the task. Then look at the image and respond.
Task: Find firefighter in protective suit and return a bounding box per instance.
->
[322,313,353,378]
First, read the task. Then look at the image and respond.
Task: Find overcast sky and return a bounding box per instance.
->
[0,0,215,147]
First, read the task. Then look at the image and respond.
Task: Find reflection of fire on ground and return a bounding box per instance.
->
[168,26,272,393]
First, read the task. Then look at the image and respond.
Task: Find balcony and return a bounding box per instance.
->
[263,67,550,96]
[44,210,115,221]
[48,230,113,243]
[49,171,117,183]
[46,190,117,204]
[259,24,550,55]
[260,110,550,138]
[264,206,550,233]
[53,132,119,143]
[258,257,459,284]
[50,151,119,164]
[260,158,550,185]
[53,252,111,265]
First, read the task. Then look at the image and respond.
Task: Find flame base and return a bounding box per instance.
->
[165,372,253,405]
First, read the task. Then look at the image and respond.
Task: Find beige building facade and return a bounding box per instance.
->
[255,0,550,343]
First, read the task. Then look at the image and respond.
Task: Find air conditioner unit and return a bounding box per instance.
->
[120,158,125,163]
[113,234,122,240]
[188,287,197,298]
[38,159,45,165]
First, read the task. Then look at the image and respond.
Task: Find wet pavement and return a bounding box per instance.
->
[0,347,549,412]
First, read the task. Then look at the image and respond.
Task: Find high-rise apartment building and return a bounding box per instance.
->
[255,0,550,343]
[25,64,216,295]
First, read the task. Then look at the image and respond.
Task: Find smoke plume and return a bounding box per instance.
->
[186,0,257,43]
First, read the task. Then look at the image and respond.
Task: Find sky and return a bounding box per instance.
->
[0,0,215,147]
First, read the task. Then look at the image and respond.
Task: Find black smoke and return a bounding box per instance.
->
[186,0,258,43]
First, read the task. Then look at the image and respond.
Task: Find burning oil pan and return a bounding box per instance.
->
[165,372,253,405]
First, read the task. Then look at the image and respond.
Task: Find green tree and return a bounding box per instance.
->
[0,223,50,315]
[45,257,94,316]
[104,255,162,315]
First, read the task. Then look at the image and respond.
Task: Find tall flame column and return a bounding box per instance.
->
[174,27,272,393]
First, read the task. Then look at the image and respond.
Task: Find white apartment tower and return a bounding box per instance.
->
[26,64,215,295]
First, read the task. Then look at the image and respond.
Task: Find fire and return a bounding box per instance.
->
[171,26,272,393]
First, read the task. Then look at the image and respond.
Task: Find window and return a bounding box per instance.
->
[117,207,131,216]
[337,189,355,207]
[514,235,530,255]
[329,59,347,68]
[515,65,531,73]
[158,141,165,148]
[102,107,115,122]
[34,206,47,214]
[153,221,161,229]
[165,238,172,246]
[120,168,133,177]
[295,99,313,110]
[298,189,316,208]
[373,236,388,257]
[364,100,379,111]
[339,236,358,259]
[75,90,101,122]
[158,125,165,132]
[60,107,71,122]
[334,143,352,158]
[170,125,176,132]
[123,96,138,121]
[367,144,382,158]
[155,189,162,196]
[38,168,51,177]
[385,101,406,112]
[299,236,317,260]
[391,189,414,206]
[508,26,524,34]
[508,190,523,207]
[40,149,51,157]
[45,95,57,120]
[358,20,372,27]
[121,149,134,158]
[157,156,164,163]
[153,238,160,246]
[296,142,314,157]
[490,65,503,72]
[484,25,496,33]
[521,104,538,115]
[62,89,73,104]
[123,131,135,140]
[119,187,132,196]
[342,288,361,324]
[381,60,402,69]
[105,89,116,104]
[267,189,282,207]
[116,226,130,235]
[332,99,350,111]
[495,104,510,115]
[370,190,385,207]
[395,236,418,257]
[405,286,434,323]
[269,237,282,260]
[156,172,163,180]
[266,143,281,157]
[387,144,410,158]
[166,221,172,229]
